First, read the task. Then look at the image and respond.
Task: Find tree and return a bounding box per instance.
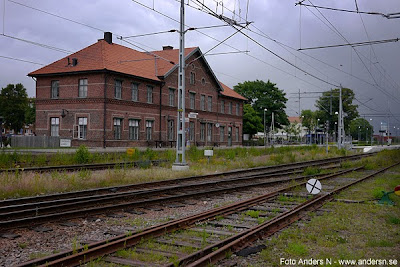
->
[242,104,263,138]
[25,98,36,125]
[315,88,359,133]
[234,80,289,131]
[349,118,373,141]
[0,84,29,133]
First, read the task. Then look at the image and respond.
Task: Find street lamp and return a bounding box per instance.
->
[369,118,373,146]
[358,126,361,144]
[264,108,267,147]
[335,112,339,147]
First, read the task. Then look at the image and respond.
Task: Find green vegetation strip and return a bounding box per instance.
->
[253,154,400,267]
[0,145,353,199]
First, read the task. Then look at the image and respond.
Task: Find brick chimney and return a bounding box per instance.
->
[163,45,173,50]
[104,32,112,44]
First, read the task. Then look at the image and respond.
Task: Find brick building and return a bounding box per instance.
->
[28,32,246,148]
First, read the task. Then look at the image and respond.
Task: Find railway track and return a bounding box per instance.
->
[18,161,398,267]
[0,153,374,229]
[1,153,373,208]
[0,159,168,173]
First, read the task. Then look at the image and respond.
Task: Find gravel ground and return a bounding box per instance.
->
[0,185,283,266]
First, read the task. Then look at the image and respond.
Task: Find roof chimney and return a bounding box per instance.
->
[104,32,112,44]
[163,45,173,50]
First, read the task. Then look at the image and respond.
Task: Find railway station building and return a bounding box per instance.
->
[28,32,246,148]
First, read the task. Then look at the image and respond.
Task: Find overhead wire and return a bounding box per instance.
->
[193,0,338,87]
[0,55,44,65]
[305,0,400,105]
[132,0,328,91]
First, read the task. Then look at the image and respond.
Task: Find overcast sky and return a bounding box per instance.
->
[1,0,399,133]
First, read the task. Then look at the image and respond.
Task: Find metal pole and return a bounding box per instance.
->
[264,109,266,147]
[338,85,343,149]
[271,112,275,145]
[173,0,188,170]
[326,121,328,153]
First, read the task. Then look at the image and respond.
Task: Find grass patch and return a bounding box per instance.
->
[256,164,400,266]
[0,145,366,199]
[285,242,308,256]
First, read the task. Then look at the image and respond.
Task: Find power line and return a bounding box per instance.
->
[295,2,398,19]
[8,0,107,33]
[194,0,339,87]
[298,38,399,51]
[131,0,328,91]
[304,0,400,105]
[0,33,73,53]
[0,55,44,65]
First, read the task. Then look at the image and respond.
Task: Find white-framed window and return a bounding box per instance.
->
[114,118,122,140]
[78,79,88,98]
[51,81,59,99]
[115,80,122,99]
[50,117,59,136]
[235,127,239,142]
[200,123,205,141]
[228,102,232,114]
[168,120,174,140]
[190,92,195,109]
[147,85,153,103]
[207,123,213,142]
[146,120,153,140]
[129,119,139,140]
[189,121,195,141]
[200,95,205,111]
[190,72,195,84]
[169,88,175,107]
[221,100,225,114]
[220,126,225,142]
[207,96,212,112]
[78,117,87,139]
[236,103,240,116]
[132,83,139,101]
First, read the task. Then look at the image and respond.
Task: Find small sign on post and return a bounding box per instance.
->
[204,149,213,163]
[60,139,71,147]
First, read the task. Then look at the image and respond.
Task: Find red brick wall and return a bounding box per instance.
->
[35,52,243,147]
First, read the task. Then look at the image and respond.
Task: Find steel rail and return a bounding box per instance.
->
[186,162,400,266]
[0,163,340,216]
[0,167,349,229]
[0,159,168,173]
[0,152,374,208]
[17,167,362,267]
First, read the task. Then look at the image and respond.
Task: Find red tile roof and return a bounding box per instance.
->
[288,116,302,123]
[29,39,246,101]
[219,81,247,100]
[29,40,196,81]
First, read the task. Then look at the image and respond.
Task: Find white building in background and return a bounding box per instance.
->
[274,117,307,142]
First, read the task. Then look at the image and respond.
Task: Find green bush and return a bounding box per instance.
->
[74,145,91,164]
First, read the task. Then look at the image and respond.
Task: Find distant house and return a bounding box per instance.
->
[275,116,307,141]
[28,32,246,148]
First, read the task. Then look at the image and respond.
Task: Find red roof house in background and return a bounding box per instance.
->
[28,32,246,147]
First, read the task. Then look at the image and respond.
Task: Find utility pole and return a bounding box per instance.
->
[271,112,275,145]
[264,109,267,147]
[173,0,189,171]
[338,85,344,149]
